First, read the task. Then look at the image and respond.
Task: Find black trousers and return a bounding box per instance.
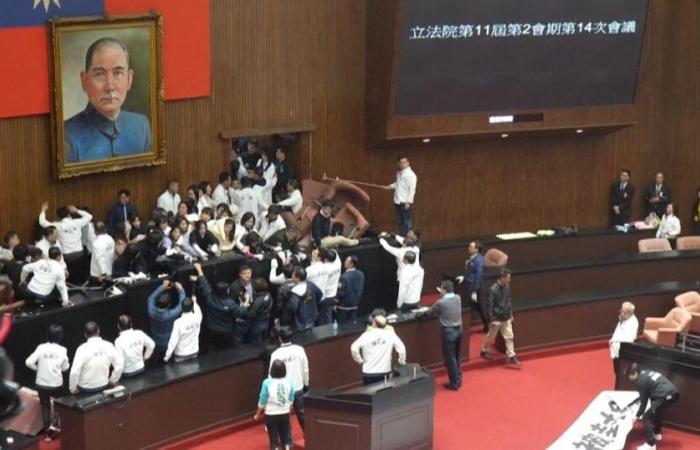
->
[363,372,390,386]
[442,326,463,387]
[287,390,305,442]
[643,393,680,445]
[37,386,62,431]
[336,308,358,324]
[265,413,291,449]
[64,250,88,285]
[468,289,489,331]
[612,358,620,388]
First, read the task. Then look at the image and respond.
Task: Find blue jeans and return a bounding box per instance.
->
[317,298,335,325]
[442,326,463,387]
[394,203,413,236]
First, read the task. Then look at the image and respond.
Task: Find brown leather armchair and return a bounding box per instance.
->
[643,307,692,347]
[484,249,509,268]
[674,291,700,334]
[637,238,672,253]
[676,236,700,251]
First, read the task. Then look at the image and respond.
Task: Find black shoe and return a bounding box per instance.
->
[480,351,494,361]
[506,356,522,368]
[442,383,459,391]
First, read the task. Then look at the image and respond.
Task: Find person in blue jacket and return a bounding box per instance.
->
[287,267,322,331]
[147,279,186,365]
[336,255,365,323]
[456,241,488,332]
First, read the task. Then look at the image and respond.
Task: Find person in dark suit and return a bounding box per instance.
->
[456,241,488,332]
[628,363,679,449]
[64,37,152,163]
[643,172,671,217]
[691,188,700,235]
[610,169,635,226]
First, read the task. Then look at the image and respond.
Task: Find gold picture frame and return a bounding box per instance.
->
[49,14,166,179]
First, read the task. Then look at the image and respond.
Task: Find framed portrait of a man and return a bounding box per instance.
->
[49,15,165,178]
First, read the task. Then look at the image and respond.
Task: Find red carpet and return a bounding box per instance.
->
[156,332,700,450]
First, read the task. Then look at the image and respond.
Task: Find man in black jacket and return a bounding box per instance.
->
[628,363,679,449]
[480,268,521,367]
[194,263,250,350]
[610,169,635,226]
[337,255,364,323]
[643,172,671,217]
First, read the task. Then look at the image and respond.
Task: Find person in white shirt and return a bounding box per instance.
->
[397,251,424,312]
[319,248,342,325]
[90,222,115,284]
[269,326,309,436]
[25,324,69,440]
[35,227,66,268]
[39,202,93,283]
[196,181,217,213]
[69,321,124,394]
[610,301,639,384]
[236,177,268,223]
[656,203,681,239]
[157,179,181,216]
[351,310,407,385]
[0,230,20,261]
[257,205,287,242]
[276,179,303,215]
[164,294,203,363]
[386,156,417,236]
[212,172,239,217]
[235,212,258,254]
[305,250,328,321]
[20,247,72,307]
[114,314,155,377]
[379,234,421,280]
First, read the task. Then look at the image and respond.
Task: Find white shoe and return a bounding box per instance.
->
[654,433,662,441]
[637,444,656,450]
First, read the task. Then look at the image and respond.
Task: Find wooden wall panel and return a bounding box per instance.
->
[0,0,698,243]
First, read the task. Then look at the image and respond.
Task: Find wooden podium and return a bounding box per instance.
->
[304,364,435,450]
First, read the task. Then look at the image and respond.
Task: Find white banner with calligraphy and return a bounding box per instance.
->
[548,391,647,450]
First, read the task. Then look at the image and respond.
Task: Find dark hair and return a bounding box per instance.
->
[156,292,171,309]
[398,155,408,162]
[200,207,214,219]
[621,169,631,177]
[84,321,100,337]
[214,281,230,298]
[223,219,236,242]
[48,247,62,261]
[128,211,141,223]
[253,278,268,293]
[56,206,70,219]
[268,204,282,216]
[85,37,129,71]
[239,264,252,275]
[240,212,256,226]
[12,244,30,262]
[240,177,253,189]
[320,199,333,209]
[441,280,454,293]
[118,314,132,331]
[499,268,512,278]
[194,220,208,232]
[118,188,131,197]
[43,226,57,238]
[182,298,194,313]
[319,247,336,263]
[167,179,179,189]
[276,147,287,156]
[269,359,287,379]
[278,326,293,343]
[218,172,231,184]
[198,181,212,195]
[346,254,359,267]
[287,179,300,190]
[403,250,417,265]
[29,247,43,261]
[626,362,640,376]
[292,266,307,281]
[371,308,387,319]
[2,230,17,247]
[470,241,483,252]
[47,324,64,343]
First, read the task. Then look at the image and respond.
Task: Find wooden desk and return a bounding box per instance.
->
[54,310,470,450]
[421,227,656,289]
